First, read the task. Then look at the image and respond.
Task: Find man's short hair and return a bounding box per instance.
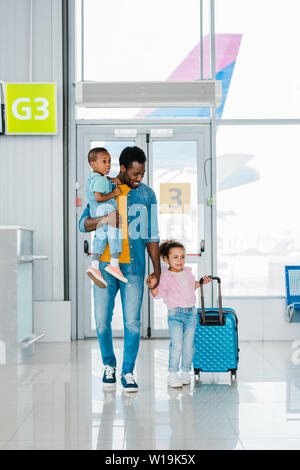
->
[88,147,108,165]
[119,146,146,170]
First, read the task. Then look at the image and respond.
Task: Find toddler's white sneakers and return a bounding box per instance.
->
[167,372,183,388]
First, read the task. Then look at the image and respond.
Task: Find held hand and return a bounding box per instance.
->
[85,210,122,232]
[195,276,212,289]
[147,277,157,289]
[202,275,212,285]
[112,186,122,196]
[146,272,161,289]
[101,210,122,229]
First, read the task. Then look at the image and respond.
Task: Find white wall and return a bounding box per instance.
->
[223,297,300,341]
[0,0,64,302]
[0,0,70,341]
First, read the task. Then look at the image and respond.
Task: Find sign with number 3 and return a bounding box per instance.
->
[160,183,191,214]
[5,83,57,135]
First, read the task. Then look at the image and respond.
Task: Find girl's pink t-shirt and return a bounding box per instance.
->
[151,267,196,309]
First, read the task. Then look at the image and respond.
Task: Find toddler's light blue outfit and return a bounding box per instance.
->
[86,172,123,257]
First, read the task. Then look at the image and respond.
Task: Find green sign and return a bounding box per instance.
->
[5,82,57,135]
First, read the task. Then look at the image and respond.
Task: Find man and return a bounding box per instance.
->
[79,146,161,392]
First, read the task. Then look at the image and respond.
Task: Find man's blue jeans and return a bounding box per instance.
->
[167,307,197,373]
[93,261,144,375]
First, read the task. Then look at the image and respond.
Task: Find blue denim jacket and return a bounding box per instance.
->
[78,182,160,276]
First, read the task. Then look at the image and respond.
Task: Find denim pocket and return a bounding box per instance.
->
[168,308,178,317]
[184,309,197,326]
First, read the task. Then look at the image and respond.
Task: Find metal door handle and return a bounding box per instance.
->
[84,240,89,255]
[200,239,205,253]
[18,255,48,262]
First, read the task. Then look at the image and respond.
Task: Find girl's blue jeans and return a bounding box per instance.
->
[167,306,197,373]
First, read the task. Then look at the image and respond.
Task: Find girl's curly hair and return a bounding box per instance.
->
[159,240,185,259]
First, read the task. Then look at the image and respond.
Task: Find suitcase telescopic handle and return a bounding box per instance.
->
[199,276,223,325]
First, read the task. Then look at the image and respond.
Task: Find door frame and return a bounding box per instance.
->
[75,119,214,340]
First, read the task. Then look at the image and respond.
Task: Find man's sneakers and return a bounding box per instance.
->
[121,373,138,393]
[102,365,116,389]
[86,267,107,288]
[105,265,128,283]
[102,368,138,393]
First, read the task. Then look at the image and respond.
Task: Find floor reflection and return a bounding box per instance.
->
[1,339,300,450]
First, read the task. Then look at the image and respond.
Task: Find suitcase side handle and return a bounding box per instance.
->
[199,276,223,325]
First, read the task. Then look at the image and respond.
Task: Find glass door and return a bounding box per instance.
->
[147,128,211,337]
[76,124,212,339]
[77,128,143,338]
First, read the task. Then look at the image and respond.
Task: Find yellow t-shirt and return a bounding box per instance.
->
[100,184,131,263]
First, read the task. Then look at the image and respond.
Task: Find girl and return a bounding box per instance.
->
[147,240,211,388]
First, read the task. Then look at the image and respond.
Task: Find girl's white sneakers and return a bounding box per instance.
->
[167,371,191,388]
[167,372,183,388]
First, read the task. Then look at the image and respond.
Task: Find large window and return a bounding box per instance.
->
[76,0,300,119]
[75,1,300,298]
[76,0,213,119]
[80,0,204,82]
[215,0,300,119]
[217,125,300,296]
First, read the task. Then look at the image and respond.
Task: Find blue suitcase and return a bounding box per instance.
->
[193,276,239,379]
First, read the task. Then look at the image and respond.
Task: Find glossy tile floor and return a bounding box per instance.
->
[1,339,300,450]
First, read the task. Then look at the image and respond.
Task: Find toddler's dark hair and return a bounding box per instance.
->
[160,240,185,259]
[88,147,109,165]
